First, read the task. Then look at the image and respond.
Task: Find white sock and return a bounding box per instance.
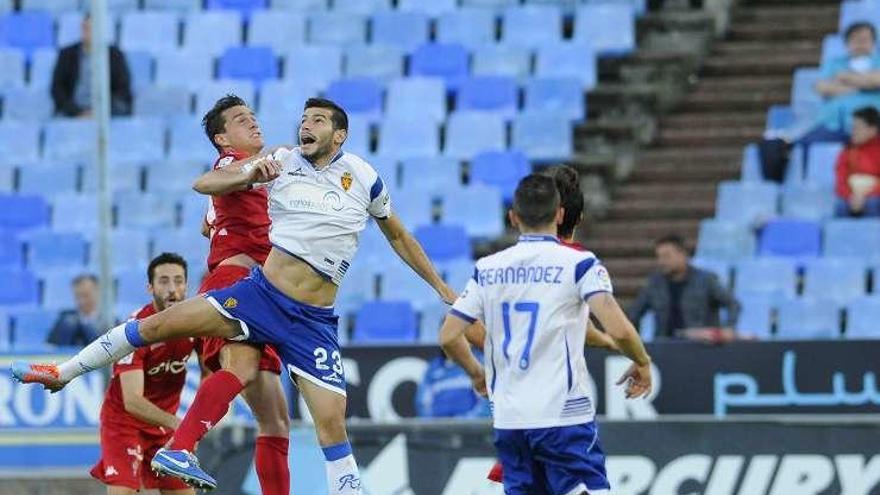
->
[323,442,362,495]
[57,321,144,382]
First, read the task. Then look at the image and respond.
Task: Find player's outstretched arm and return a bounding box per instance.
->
[588,292,652,398]
[439,314,487,397]
[119,369,181,431]
[192,153,283,195]
[377,214,457,304]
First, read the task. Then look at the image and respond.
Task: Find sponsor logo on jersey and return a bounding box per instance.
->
[104,465,119,477]
[147,358,188,376]
[341,171,353,191]
[288,166,306,177]
[223,297,238,309]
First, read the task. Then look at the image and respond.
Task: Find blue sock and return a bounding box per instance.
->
[124,320,147,347]
[322,441,352,462]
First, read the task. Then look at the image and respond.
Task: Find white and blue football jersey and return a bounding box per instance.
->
[450,235,613,429]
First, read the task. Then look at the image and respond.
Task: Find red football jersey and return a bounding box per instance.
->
[561,239,586,251]
[205,149,272,271]
[100,303,196,436]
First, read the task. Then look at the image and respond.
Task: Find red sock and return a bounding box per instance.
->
[254,436,290,495]
[170,370,243,451]
[487,461,503,483]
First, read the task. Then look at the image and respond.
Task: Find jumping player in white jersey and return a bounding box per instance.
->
[439,174,653,495]
[13,98,458,495]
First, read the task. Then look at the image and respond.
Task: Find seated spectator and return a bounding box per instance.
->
[416,350,490,419]
[47,274,108,347]
[627,234,740,340]
[835,107,880,217]
[51,15,132,117]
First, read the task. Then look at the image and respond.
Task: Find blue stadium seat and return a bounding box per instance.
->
[18,164,77,197]
[839,0,880,31]
[442,185,505,238]
[734,295,773,339]
[258,80,317,120]
[180,194,210,230]
[116,268,148,306]
[398,0,458,15]
[386,77,446,123]
[444,111,507,160]
[343,45,404,82]
[25,231,88,268]
[0,195,49,232]
[0,11,54,55]
[536,43,597,89]
[333,0,390,14]
[733,258,797,300]
[715,180,779,225]
[21,0,78,13]
[766,105,795,132]
[758,219,821,259]
[39,269,80,310]
[371,11,429,51]
[0,49,25,89]
[125,51,154,92]
[501,5,563,48]
[414,224,472,262]
[248,11,306,55]
[307,12,366,45]
[409,43,469,89]
[824,219,880,262]
[739,143,762,182]
[806,142,843,187]
[343,116,371,156]
[135,86,192,119]
[145,0,203,12]
[81,163,143,193]
[51,194,99,234]
[0,0,8,11]
[461,0,518,10]
[120,12,180,55]
[151,228,209,264]
[44,119,97,162]
[436,8,496,48]
[156,50,214,91]
[419,301,450,343]
[0,122,40,164]
[472,45,532,80]
[457,76,519,118]
[791,68,822,121]
[28,48,56,89]
[821,34,846,67]
[399,157,461,194]
[470,150,530,202]
[380,260,438,309]
[846,297,880,339]
[690,257,731,288]
[367,155,399,189]
[258,110,298,145]
[352,301,417,343]
[512,111,573,161]
[109,229,151,270]
[270,0,327,9]
[524,77,585,121]
[10,308,56,350]
[107,0,140,13]
[378,116,439,160]
[392,189,434,229]
[0,267,39,306]
[441,258,475,293]
[336,256,376,311]
[802,258,867,304]
[777,298,840,340]
[183,12,243,57]
[0,231,22,268]
[284,46,343,90]
[218,46,279,85]
[781,184,834,220]
[574,4,636,55]
[109,117,166,163]
[206,0,268,17]
[695,219,755,261]
[195,80,257,116]
[145,162,206,193]
[56,13,92,48]
[0,166,11,193]
[117,193,177,230]
[325,78,383,122]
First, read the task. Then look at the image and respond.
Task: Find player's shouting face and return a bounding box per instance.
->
[299,107,346,162]
[216,105,264,155]
[149,262,187,312]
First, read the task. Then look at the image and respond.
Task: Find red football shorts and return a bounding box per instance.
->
[197,264,282,375]
[90,421,189,491]
[488,461,503,483]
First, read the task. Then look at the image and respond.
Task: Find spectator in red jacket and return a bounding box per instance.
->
[835,106,880,217]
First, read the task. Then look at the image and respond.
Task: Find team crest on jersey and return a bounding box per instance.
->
[341,171,353,191]
[223,297,238,309]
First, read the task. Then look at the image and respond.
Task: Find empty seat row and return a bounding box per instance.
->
[735,295,880,340]
[715,179,844,224]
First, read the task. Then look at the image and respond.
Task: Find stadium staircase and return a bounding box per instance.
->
[579,0,839,304]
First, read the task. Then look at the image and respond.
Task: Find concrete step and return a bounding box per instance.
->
[655,125,763,147]
[694,75,792,93]
[587,218,701,240]
[711,40,821,57]
[661,112,767,129]
[700,53,820,77]
[606,198,716,221]
[680,89,790,111]
[613,183,718,201]
[726,22,836,42]
[601,258,658,278]
[629,163,741,183]
[732,4,838,23]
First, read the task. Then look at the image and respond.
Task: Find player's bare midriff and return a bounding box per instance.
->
[217,253,259,269]
[263,248,338,307]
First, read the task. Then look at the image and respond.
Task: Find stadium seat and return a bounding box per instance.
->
[766,105,795,133]
[821,34,846,66]
[398,0,458,15]
[343,45,404,83]
[574,4,636,55]
[734,295,774,339]
[352,301,418,343]
[512,111,573,161]
[25,231,88,268]
[218,46,279,85]
[0,49,24,89]
[10,308,56,350]
[180,194,210,230]
[367,155,399,189]
[470,150,531,202]
[414,224,472,262]
[284,46,343,90]
[333,0,391,14]
[135,86,192,119]
[27,48,57,89]
[81,163,142,194]
[739,143,762,182]
[195,80,257,117]
[472,45,532,80]
[536,43,597,89]
[501,5,563,48]
[802,258,867,304]
[109,229,151,270]
[805,142,843,187]
[57,13,109,48]
[109,117,166,163]
[39,269,81,310]
[18,164,77,197]
[151,228,209,264]
[456,76,519,119]
[259,109,298,145]
[0,195,49,232]
[248,12,306,55]
[156,50,214,91]
[824,219,880,262]
[392,189,434,229]
[419,301,450,343]
[183,12,244,57]
[371,11,429,51]
[257,80,318,121]
[462,0,518,10]
[442,185,505,238]
[846,297,880,339]
[343,116,371,156]
[695,220,755,261]
[690,257,731,288]
[44,119,97,162]
[524,77,585,121]
[758,218,821,259]
[715,180,779,225]
[0,267,39,306]
[145,162,207,193]
[206,0,268,17]
[733,258,797,300]
[125,51,154,92]
[378,116,439,160]
[0,231,21,268]
[380,260,438,309]
[0,0,8,11]
[441,258,475,294]
[116,268,148,306]
[409,43,469,89]
[385,77,446,123]
[436,8,496,48]
[444,111,507,160]
[0,11,54,55]
[145,0,203,12]
[0,122,40,164]
[781,184,834,220]
[399,157,461,195]
[336,256,377,310]
[20,0,77,12]
[0,166,12,193]
[324,78,383,122]
[307,12,366,45]
[117,193,177,230]
[51,194,99,234]
[791,68,822,121]
[107,0,140,13]
[120,12,180,55]
[839,0,880,32]
[270,0,327,9]
[777,298,841,340]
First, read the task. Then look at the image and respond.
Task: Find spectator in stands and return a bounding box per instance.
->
[627,234,739,340]
[47,274,107,347]
[416,350,490,419]
[51,15,132,117]
[835,106,880,217]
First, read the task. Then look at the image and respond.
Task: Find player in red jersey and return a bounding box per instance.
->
[160,95,292,494]
[91,253,195,495]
